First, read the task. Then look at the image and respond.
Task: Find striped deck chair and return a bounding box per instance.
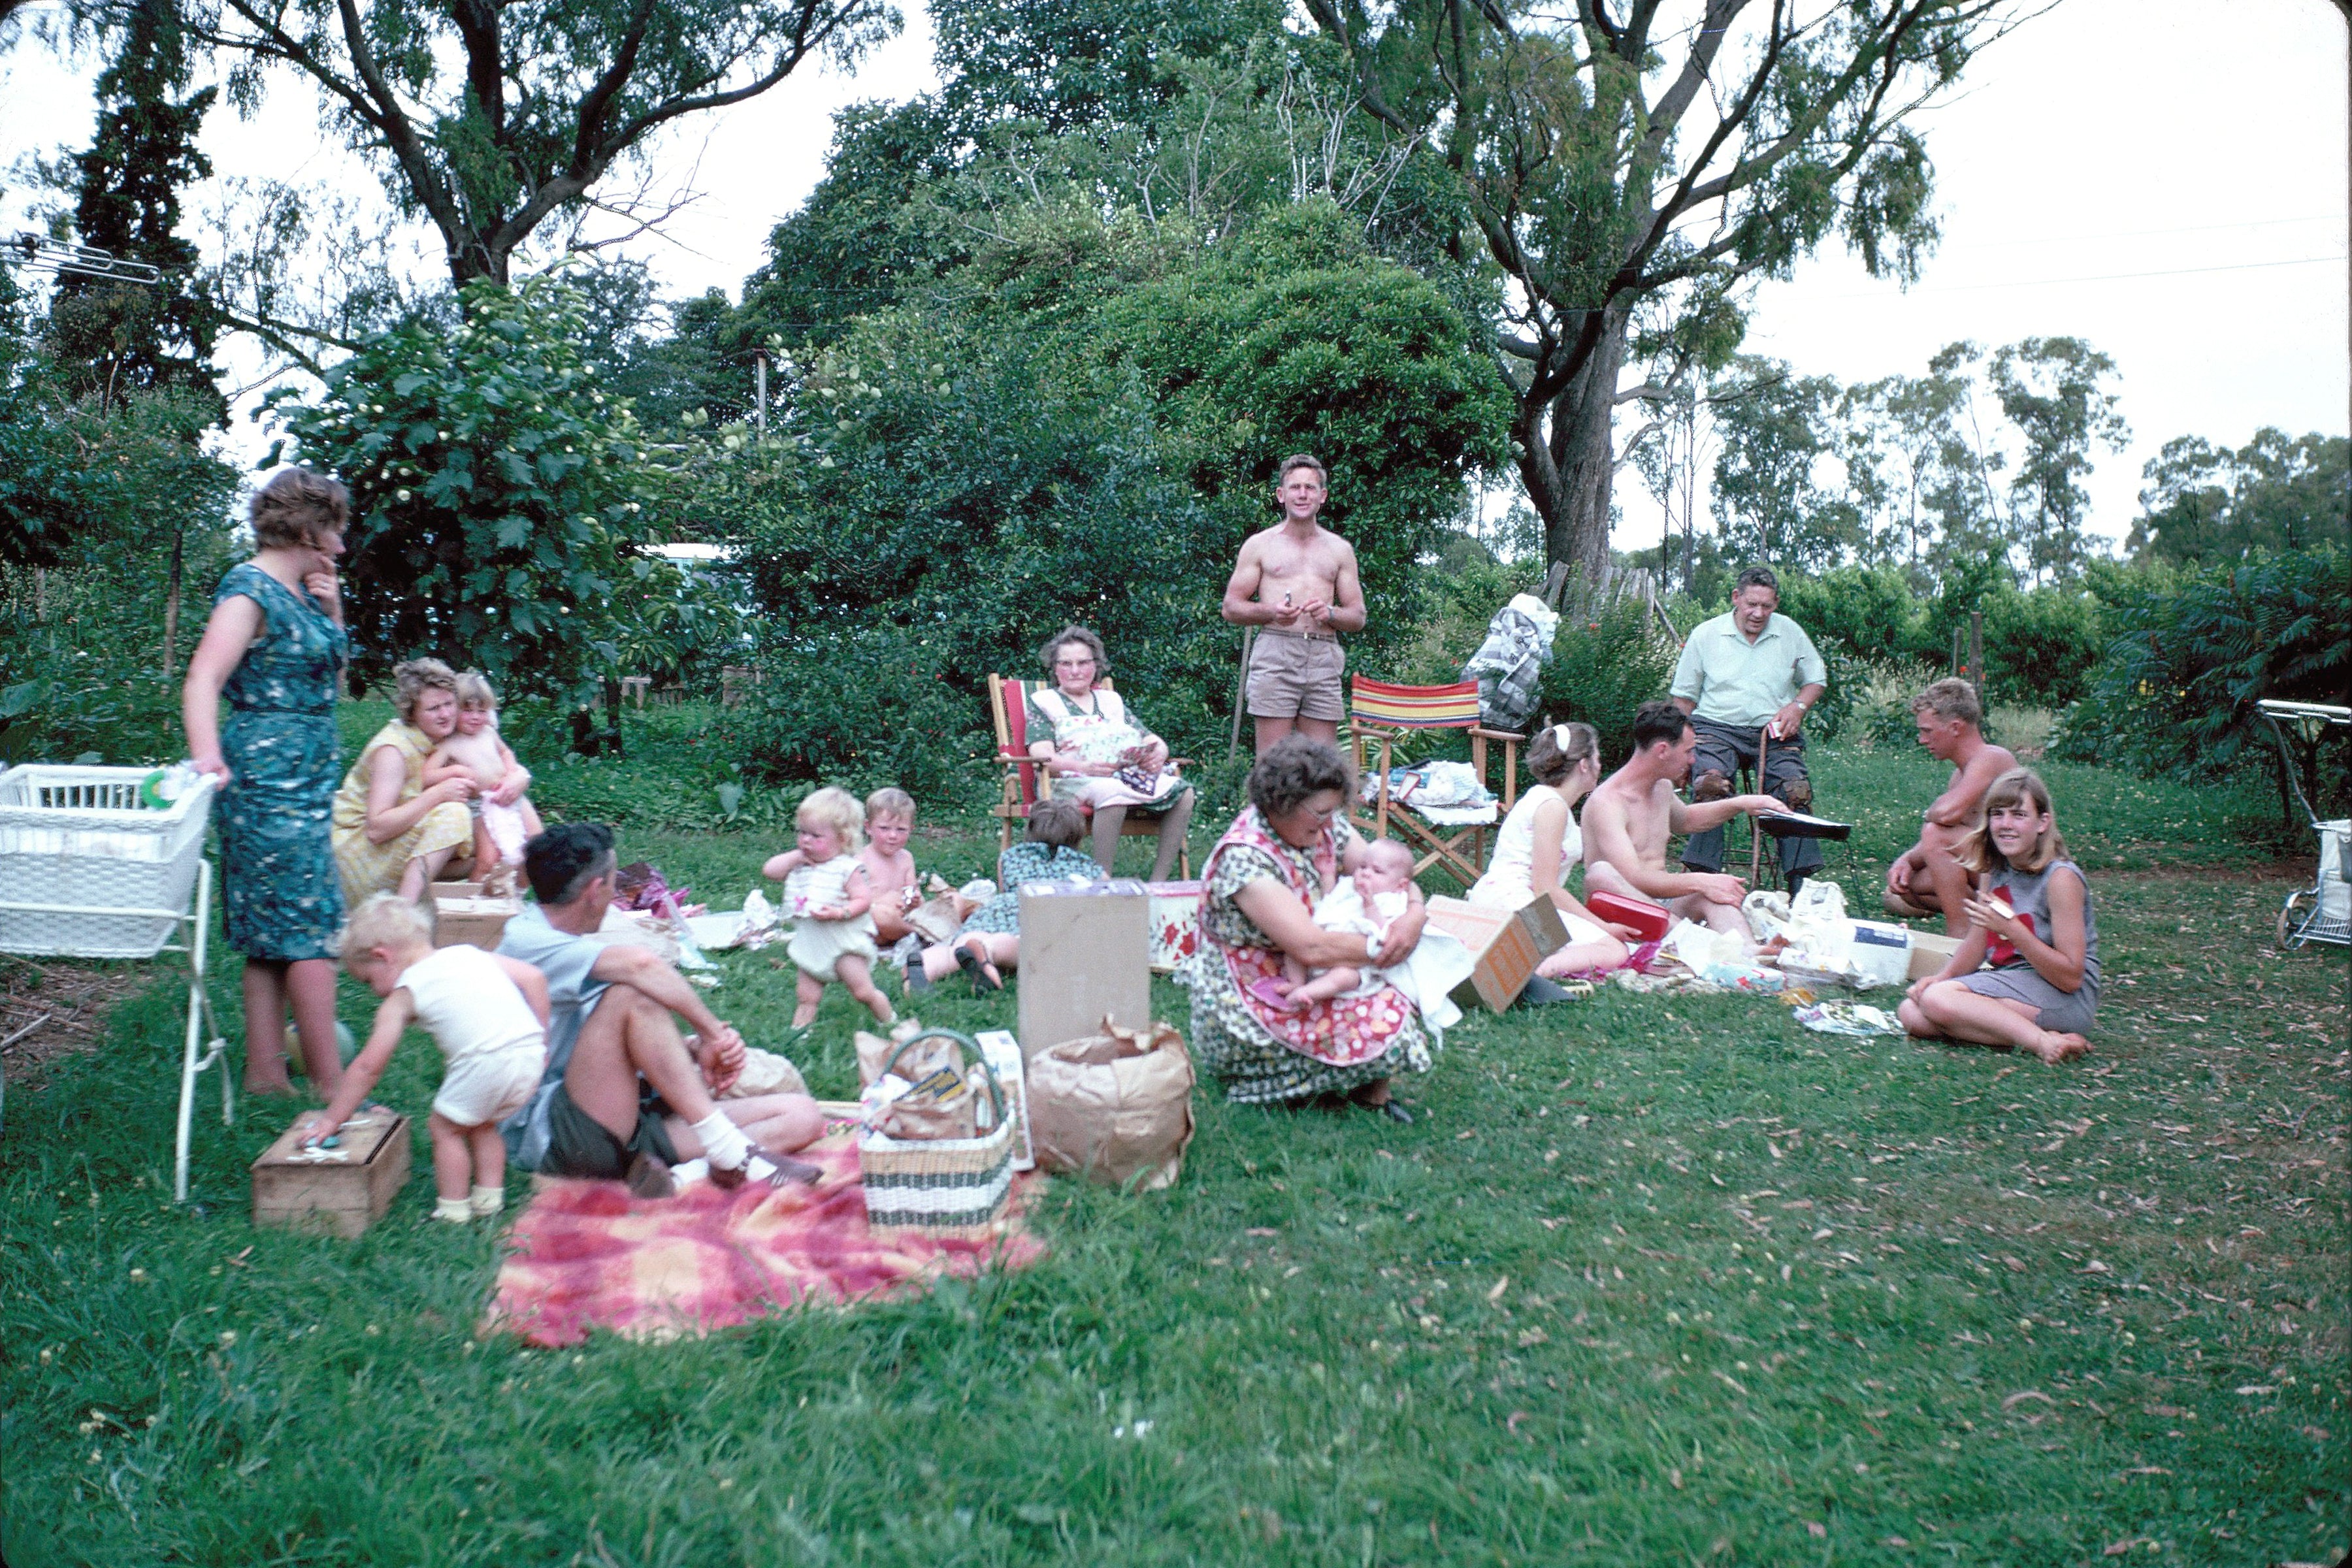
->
[1348,677,1522,883]
[986,675,1191,876]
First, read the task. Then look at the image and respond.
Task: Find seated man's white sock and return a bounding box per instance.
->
[689,1111,753,1171]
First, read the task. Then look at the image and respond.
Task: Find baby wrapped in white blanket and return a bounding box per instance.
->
[1271,839,1476,1033]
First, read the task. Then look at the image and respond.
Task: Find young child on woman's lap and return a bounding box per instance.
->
[422,672,542,889]
[762,787,894,1028]
[1275,838,1417,1008]
[311,893,549,1222]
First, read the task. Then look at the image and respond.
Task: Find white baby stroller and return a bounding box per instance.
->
[2257,700,2352,950]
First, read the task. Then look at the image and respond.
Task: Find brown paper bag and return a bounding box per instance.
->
[904,894,965,948]
[1026,1016,1196,1190]
[855,1018,957,1088]
[876,1094,979,1141]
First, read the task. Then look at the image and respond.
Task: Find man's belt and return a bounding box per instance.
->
[1258,627,1339,643]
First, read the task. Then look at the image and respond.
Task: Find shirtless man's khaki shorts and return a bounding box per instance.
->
[1246,630,1347,721]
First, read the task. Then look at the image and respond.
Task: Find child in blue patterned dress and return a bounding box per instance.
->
[762,787,895,1028]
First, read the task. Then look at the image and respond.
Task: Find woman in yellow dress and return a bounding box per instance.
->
[331,659,482,903]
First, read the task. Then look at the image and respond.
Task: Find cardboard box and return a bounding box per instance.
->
[1017,879,1151,1058]
[434,892,520,950]
[1849,919,1911,988]
[1426,893,1569,1012]
[972,1028,1036,1171]
[1145,880,1203,973]
[252,1111,412,1238]
[1907,930,1966,981]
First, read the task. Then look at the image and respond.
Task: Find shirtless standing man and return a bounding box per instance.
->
[1884,678,2017,932]
[1222,454,1367,755]
[1583,700,1784,936]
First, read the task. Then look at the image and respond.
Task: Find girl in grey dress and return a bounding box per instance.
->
[1899,769,2097,1064]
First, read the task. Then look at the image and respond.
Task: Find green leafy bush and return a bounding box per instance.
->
[1980,585,2106,707]
[2051,547,2351,823]
[1535,596,1682,765]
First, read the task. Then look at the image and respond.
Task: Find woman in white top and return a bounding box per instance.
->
[1467,722,1639,977]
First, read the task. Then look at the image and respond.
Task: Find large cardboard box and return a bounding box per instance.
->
[1426,893,1569,1012]
[1145,880,1203,973]
[252,1111,412,1238]
[1017,879,1151,1058]
[1907,930,1966,981]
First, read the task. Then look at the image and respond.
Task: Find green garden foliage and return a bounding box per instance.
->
[1535,596,1683,765]
[730,201,1510,797]
[2129,427,2349,564]
[276,278,681,711]
[2051,546,2352,821]
[1,286,240,764]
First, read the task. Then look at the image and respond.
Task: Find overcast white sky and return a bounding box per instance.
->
[3,0,2345,555]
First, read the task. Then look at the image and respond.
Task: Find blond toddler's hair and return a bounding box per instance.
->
[455,670,498,711]
[797,786,866,849]
[865,787,916,823]
[343,892,433,958]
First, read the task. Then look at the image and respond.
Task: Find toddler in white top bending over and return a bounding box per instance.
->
[423,671,544,889]
[310,892,549,1222]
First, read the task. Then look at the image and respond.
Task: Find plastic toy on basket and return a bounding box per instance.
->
[857,1028,1016,1241]
[0,765,218,958]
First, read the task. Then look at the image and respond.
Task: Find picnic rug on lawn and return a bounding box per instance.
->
[482,1124,1045,1347]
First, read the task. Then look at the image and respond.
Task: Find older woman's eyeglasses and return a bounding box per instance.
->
[1054,656,1097,670]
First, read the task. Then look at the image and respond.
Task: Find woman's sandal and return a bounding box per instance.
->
[953,939,1003,993]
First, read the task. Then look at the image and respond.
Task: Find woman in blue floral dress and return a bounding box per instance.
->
[182,468,351,1096]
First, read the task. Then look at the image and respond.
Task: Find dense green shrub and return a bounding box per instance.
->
[1771,564,1929,664]
[2051,547,2351,823]
[1979,585,2106,707]
[1535,596,1683,765]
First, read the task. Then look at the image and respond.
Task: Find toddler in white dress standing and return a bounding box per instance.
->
[761,787,896,1028]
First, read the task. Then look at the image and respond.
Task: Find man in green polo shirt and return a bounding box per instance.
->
[1669,565,1829,894]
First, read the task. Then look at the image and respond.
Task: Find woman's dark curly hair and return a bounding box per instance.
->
[1248,734,1352,821]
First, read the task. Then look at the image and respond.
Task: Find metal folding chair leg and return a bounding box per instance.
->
[174,862,234,1204]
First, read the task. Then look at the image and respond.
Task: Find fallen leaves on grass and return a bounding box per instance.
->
[2001,1390,2054,1411]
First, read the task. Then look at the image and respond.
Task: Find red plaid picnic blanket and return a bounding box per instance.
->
[482,1130,1044,1347]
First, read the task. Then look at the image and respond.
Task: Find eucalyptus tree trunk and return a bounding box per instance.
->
[1517,311,1629,580]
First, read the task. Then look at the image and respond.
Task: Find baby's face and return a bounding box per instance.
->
[797,821,844,861]
[867,813,911,857]
[456,706,493,736]
[1352,853,1412,899]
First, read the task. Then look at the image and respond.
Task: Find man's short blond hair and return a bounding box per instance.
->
[342,892,433,959]
[1910,677,1982,727]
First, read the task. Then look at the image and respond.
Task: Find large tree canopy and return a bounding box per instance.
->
[1302,0,2037,572]
[174,0,900,294]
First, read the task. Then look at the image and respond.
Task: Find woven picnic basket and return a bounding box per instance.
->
[0,766,216,958]
[857,1028,1015,1241]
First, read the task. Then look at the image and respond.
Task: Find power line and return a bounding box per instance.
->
[1796,253,2348,301]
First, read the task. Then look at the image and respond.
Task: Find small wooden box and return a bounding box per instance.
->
[1907,931,1967,981]
[434,892,520,949]
[1426,893,1569,1012]
[252,1111,412,1238]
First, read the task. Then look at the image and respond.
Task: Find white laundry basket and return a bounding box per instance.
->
[0,765,218,958]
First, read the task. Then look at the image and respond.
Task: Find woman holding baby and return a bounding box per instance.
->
[1178,735,1429,1122]
[329,658,512,904]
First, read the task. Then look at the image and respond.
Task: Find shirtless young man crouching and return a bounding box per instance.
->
[1582,700,1786,936]
[1222,454,1367,756]
[1884,678,2016,933]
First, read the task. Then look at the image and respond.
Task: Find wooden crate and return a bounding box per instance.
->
[251,1111,412,1238]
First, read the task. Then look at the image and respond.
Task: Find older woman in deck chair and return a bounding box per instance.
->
[1024,625,1194,882]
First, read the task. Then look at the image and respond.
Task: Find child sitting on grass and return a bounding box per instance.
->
[761,787,895,1028]
[860,787,923,951]
[909,797,1098,995]
[1899,768,2097,1064]
[422,672,543,890]
[308,893,549,1222]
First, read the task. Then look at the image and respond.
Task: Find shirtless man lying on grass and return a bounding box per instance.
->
[1582,700,1786,936]
[1884,678,2016,932]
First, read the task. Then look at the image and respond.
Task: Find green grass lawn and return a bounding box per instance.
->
[3,743,2345,1566]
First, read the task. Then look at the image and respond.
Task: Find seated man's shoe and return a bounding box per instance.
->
[624,1151,676,1199]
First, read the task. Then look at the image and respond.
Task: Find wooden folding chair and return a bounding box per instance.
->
[1348,677,1522,883]
[985,674,1191,877]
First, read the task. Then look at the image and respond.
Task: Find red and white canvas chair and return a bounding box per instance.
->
[1347,677,1522,884]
